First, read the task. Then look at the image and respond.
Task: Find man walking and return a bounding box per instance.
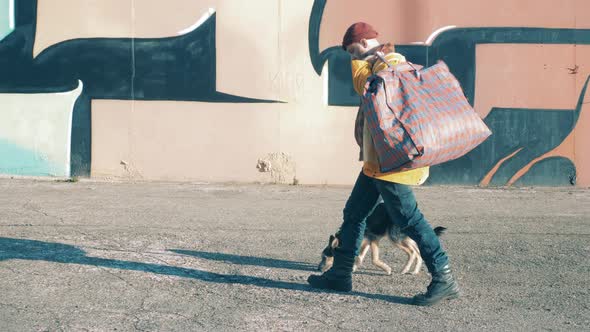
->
[307,22,460,306]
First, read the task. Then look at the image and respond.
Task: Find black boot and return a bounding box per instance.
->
[413,265,460,306]
[307,248,354,292]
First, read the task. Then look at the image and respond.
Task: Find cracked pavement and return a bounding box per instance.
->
[0,179,589,331]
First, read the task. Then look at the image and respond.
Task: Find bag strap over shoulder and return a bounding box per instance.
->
[375,52,422,80]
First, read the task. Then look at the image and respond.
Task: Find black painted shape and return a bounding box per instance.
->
[324,47,357,106]
[308,0,358,106]
[426,76,588,186]
[429,27,590,107]
[308,0,328,76]
[425,108,574,185]
[308,1,430,105]
[70,93,91,177]
[487,109,575,186]
[310,28,590,107]
[513,157,576,186]
[308,1,590,185]
[1,0,283,176]
[309,1,590,107]
[2,10,280,102]
[323,45,428,106]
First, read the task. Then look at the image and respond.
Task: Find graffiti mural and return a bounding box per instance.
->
[0,0,279,177]
[309,0,590,186]
[1,0,589,186]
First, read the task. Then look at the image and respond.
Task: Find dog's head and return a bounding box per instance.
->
[380,42,396,55]
[317,234,339,272]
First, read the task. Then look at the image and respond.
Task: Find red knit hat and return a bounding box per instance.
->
[342,22,379,50]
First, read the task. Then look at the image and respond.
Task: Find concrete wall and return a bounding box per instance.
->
[1,0,589,186]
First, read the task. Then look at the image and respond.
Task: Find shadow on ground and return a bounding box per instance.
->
[170,249,317,272]
[0,237,413,305]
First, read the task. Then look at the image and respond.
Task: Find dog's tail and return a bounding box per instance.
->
[433,226,447,237]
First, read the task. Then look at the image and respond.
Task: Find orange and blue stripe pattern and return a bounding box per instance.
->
[359,61,492,172]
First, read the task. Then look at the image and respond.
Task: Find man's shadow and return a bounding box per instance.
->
[170,250,318,272]
[0,237,413,305]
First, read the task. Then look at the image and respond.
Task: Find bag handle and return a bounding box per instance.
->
[376,52,422,80]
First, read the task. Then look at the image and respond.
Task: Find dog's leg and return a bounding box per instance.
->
[412,255,423,275]
[354,238,370,272]
[358,238,370,264]
[370,240,392,275]
[404,238,423,275]
[320,256,334,273]
[395,241,415,274]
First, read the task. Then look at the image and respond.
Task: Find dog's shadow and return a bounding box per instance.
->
[0,237,413,305]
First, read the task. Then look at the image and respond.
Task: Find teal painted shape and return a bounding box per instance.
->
[0,139,66,177]
[514,157,576,187]
[0,0,14,41]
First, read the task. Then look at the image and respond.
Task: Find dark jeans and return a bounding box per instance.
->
[337,171,449,274]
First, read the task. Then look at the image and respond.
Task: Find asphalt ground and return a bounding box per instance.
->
[0,179,588,331]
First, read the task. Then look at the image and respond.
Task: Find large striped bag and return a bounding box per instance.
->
[361,60,492,173]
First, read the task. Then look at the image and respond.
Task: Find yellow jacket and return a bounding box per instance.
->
[352,53,429,185]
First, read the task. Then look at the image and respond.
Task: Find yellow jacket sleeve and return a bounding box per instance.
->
[351,60,373,96]
[351,53,407,96]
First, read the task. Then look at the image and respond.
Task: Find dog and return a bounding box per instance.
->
[360,42,396,63]
[317,203,447,275]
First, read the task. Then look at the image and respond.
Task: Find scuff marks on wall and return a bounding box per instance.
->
[256,152,297,185]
